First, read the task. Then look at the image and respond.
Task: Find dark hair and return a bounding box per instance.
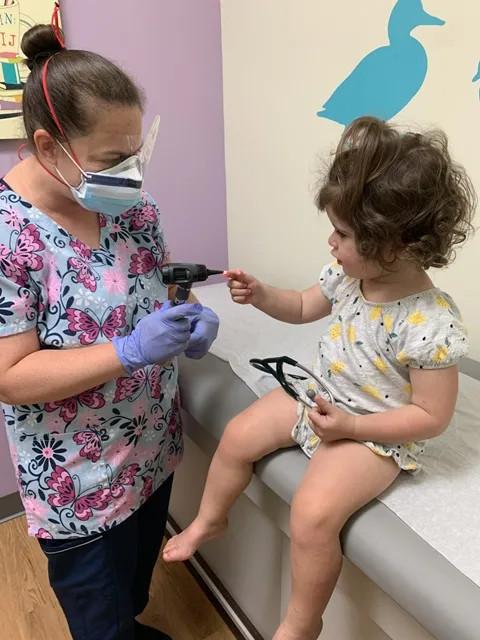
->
[316,116,476,269]
[21,24,144,146]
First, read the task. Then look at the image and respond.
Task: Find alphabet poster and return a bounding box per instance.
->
[0,0,60,139]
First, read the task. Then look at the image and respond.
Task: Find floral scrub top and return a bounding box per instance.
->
[292,262,468,473]
[0,181,183,538]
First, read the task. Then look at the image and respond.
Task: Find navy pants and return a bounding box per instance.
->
[38,474,173,640]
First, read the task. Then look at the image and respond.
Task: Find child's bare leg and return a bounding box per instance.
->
[163,388,297,562]
[274,440,400,640]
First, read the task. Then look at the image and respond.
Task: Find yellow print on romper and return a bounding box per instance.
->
[329,323,342,340]
[432,345,449,363]
[435,296,450,309]
[408,310,427,326]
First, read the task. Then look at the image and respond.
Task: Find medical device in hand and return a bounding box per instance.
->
[160,263,223,305]
[249,356,335,409]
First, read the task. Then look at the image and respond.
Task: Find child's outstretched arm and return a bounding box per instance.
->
[309,366,458,444]
[224,269,332,324]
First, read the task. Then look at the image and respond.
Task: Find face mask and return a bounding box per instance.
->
[55,143,144,216]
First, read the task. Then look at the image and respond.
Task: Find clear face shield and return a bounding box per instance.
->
[56,115,161,215]
[138,114,160,171]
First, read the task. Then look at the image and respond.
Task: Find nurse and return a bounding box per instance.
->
[0,17,219,640]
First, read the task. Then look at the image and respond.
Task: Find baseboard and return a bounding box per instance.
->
[0,491,24,524]
[166,516,262,640]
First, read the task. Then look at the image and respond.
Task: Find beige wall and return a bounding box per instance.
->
[221,0,480,357]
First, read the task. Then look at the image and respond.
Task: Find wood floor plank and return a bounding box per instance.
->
[0,516,236,640]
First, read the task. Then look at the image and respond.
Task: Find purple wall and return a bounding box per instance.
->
[0,0,227,497]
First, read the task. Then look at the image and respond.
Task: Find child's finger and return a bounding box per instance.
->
[224,269,244,280]
[313,396,332,414]
[307,411,325,435]
[228,280,251,293]
[224,269,255,286]
[227,278,249,290]
[231,289,251,298]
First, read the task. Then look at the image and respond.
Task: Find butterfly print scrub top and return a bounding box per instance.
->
[0,181,183,539]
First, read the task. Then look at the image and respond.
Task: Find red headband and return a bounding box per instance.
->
[40,3,82,167]
[51,2,65,49]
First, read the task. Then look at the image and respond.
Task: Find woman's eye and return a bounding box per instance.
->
[96,156,125,170]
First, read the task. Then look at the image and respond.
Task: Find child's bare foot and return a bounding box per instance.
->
[162,518,227,563]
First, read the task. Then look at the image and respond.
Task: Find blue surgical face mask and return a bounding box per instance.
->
[55,143,144,216]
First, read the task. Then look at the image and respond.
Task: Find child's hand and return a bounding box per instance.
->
[308,397,356,443]
[224,269,264,305]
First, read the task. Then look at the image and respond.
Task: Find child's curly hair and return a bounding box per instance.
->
[316,117,476,269]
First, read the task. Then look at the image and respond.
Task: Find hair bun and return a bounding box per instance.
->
[22,24,64,70]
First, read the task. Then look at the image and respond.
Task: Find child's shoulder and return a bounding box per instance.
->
[393,288,467,369]
[318,262,356,303]
[397,287,462,321]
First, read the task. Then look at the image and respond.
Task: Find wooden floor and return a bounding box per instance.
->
[0,515,237,640]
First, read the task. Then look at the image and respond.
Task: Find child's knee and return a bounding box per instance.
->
[218,416,255,462]
[290,492,342,546]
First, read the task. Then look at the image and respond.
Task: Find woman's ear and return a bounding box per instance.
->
[33,129,60,165]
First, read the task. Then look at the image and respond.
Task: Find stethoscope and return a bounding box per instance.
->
[249,356,336,408]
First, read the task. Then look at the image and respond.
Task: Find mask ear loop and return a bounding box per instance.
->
[55,140,86,175]
[54,140,89,189]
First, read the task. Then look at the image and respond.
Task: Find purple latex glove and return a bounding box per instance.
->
[112,301,203,373]
[185,306,220,359]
